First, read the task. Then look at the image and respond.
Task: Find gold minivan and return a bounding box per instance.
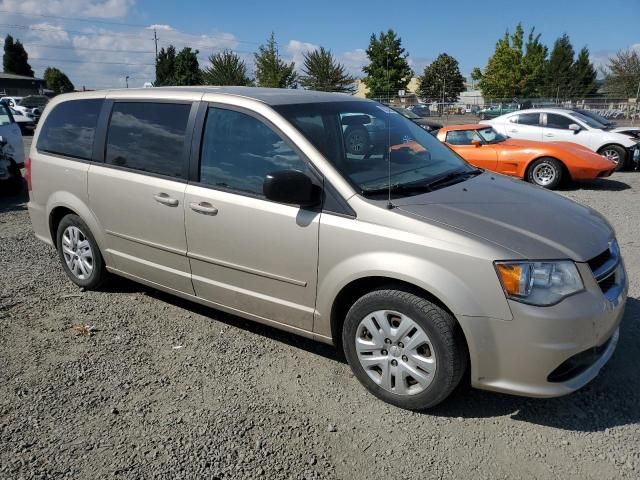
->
[27,87,627,409]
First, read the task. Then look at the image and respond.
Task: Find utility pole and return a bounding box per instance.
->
[153,29,159,85]
[125,76,129,88]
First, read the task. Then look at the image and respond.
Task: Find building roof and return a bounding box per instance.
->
[0,72,44,81]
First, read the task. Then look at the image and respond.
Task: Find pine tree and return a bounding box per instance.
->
[3,35,34,77]
[416,53,465,102]
[476,29,523,99]
[155,46,176,86]
[299,47,355,93]
[43,67,74,93]
[202,50,252,86]
[361,29,412,99]
[174,47,200,85]
[570,47,597,97]
[542,34,575,98]
[254,33,297,88]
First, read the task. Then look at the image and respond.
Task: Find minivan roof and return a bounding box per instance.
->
[58,86,369,106]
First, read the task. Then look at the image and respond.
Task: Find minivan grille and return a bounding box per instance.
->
[587,244,620,296]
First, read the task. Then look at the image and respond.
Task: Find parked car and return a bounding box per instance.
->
[28,88,627,410]
[0,96,23,109]
[389,106,443,132]
[437,124,616,189]
[406,104,431,117]
[478,103,519,120]
[481,108,640,170]
[0,103,24,195]
[9,107,36,134]
[565,108,640,141]
[1,95,48,122]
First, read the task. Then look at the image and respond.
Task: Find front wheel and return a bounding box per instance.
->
[598,145,627,171]
[342,289,467,410]
[56,214,107,290]
[527,157,563,189]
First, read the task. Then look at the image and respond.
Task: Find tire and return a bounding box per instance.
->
[2,165,22,196]
[342,288,467,410]
[598,144,627,171]
[343,126,370,156]
[56,214,107,290]
[526,157,563,189]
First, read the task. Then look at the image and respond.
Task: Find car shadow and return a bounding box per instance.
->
[103,277,640,432]
[560,178,631,192]
[0,181,28,212]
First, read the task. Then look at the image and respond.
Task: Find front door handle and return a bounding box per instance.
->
[153,193,179,207]
[508,129,518,133]
[189,201,218,215]
[544,133,554,137]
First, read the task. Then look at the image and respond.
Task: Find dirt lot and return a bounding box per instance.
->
[1,136,640,479]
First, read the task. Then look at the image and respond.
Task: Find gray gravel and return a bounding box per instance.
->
[1,136,639,479]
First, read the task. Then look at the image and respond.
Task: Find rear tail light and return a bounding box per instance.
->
[24,157,32,191]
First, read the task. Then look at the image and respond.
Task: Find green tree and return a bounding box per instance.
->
[416,53,465,102]
[570,47,597,97]
[476,27,524,99]
[299,47,355,93]
[174,47,201,85]
[362,29,413,99]
[520,29,548,97]
[3,35,34,77]
[155,45,176,86]
[202,50,252,86]
[254,33,297,88]
[43,67,74,94]
[541,34,575,98]
[602,49,640,97]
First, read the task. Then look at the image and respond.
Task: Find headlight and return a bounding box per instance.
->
[495,260,584,306]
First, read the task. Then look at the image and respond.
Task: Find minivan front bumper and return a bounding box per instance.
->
[458,261,627,398]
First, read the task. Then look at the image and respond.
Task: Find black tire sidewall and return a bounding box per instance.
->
[56,214,106,289]
[527,157,562,189]
[342,290,465,410]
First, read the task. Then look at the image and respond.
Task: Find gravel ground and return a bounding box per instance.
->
[1,136,639,479]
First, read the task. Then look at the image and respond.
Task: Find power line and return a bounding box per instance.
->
[0,10,149,28]
[28,57,154,66]
[23,43,154,54]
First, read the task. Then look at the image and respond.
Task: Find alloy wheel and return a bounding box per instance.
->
[532,162,556,186]
[355,310,437,396]
[61,226,94,280]
[601,149,620,165]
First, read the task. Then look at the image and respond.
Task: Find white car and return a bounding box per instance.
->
[9,108,35,134]
[481,108,640,170]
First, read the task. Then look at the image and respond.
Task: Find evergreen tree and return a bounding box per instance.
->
[361,29,412,99]
[43,67,74,94]
[416,53,465,102]
[3,35,34,77]
[299,47,355,93]
[174,47,200,85]
[541,34,575,98]
[155,46,176,86]
[254,33,297,88]
[202,50,252,86]
[520,29,547,97]
[476,28,523,99]
[570,47,597,97]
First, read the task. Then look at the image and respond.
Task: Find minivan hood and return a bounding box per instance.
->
[393,173,612,262]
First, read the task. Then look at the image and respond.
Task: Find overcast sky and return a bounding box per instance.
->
[0,0,638,89]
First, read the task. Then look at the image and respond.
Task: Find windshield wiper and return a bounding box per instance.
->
[361,182,433,197]
[426,168,483,190]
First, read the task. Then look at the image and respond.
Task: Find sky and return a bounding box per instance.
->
[0,0,638,89]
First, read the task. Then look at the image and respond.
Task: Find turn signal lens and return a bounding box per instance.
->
[495,263,531,297]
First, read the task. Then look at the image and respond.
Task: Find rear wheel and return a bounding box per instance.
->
[342,289,467,410]
[56,214,107,290]
[598,144,627,171]
[527,157,563,189]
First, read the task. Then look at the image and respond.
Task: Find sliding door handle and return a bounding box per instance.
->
[153,193,179,207]
[189,201,218,215]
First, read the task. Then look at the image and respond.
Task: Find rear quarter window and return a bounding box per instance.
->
[37,99,103,160]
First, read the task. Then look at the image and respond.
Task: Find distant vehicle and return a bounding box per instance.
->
[0,96,23,109]
[478,103,519,120]
[406,104,431,117]
[9,108,36,134]
[1,95,48,122]
[0,102,24,167]
[437,124,616,189]
[481,108,640,170]
[389,106,442,132]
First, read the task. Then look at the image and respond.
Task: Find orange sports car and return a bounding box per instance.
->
[437,124,616,189]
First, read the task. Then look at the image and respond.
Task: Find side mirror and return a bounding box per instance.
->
[263,170,320,207]
[569,123,581,133]
[471,139,482,147]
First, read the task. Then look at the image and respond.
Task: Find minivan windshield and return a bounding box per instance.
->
[274,101,475,196]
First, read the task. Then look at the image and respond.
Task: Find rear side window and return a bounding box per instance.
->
[105,102,191,179]
[515,113,540,126]
[199,107,307,196]
[37,99,103,160]
[446,130,482,145]
[546,114,573,130]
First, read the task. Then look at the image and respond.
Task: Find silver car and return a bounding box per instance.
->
[27,87,628,409]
